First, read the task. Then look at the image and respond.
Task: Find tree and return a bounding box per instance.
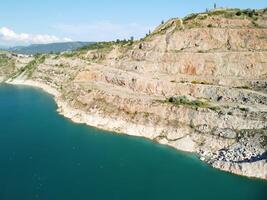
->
[130,36,134,41]
[161,20,164,24]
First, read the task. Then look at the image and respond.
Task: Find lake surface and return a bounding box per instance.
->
[0,84,266,200]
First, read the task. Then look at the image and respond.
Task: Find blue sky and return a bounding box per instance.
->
[0,0,266,46]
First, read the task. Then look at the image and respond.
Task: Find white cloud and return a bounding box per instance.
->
[53,21,156,41]
[0,27,72,44]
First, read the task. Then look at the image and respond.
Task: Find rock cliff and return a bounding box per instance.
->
[1,8,267,179]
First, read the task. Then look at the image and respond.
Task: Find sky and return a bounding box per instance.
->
[0,0,266,46]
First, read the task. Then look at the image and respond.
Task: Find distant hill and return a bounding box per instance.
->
[7,42,94,55]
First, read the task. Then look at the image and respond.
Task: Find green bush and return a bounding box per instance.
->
[167,96,208,108]
[184,14,198,21]
[163,96,219,111]
[77,42,114,51]
[236,11,242,16]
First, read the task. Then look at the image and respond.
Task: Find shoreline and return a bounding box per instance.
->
[7,79,60,97]
[5,80,267,180]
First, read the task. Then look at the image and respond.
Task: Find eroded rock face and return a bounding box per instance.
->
[3,8,267,179]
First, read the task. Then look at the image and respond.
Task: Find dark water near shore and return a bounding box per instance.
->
[0,84,266,200]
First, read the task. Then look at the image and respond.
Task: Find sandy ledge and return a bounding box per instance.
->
[5,80,267,180]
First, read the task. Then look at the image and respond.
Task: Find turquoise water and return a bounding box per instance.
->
[0,84,266,200]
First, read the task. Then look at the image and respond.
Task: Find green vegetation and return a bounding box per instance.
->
[235,86,251,90]
[148,18,184,36]
[184,13,199,21]
[0,57,12,66]
[168,96,208,107]
[0,55,16,78]
[163,8,264,32]
[209,9,239,18]
[64,40,136,60]
[12,54,46,79]
[78,39,134,52]
[262,134,267,147]
[156,21,175,34]
[182,8,261,26]
[207,24,213,28]
[252,21,260,28]
[161,96,220,111]
[238,107,250,112]
[198,14,208,20]
[78,42,114,51]
[62,51,78,58]
[241,9,259,18]
[235,11,242,16]
[207,8,260,20]
[24,54,46,77]
[234,9,260,24]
